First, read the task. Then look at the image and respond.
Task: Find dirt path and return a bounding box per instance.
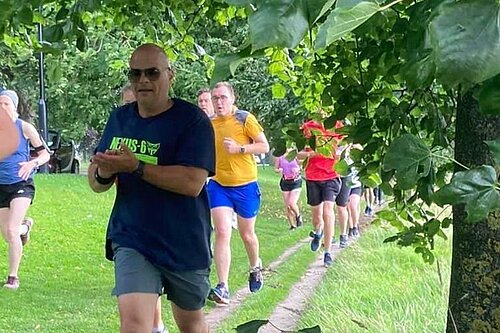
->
[205,238,309,329]
[259,243,346,332]
[205,212,375,332]
[261,213,374,332]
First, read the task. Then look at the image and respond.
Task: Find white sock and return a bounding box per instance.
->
[152,326,164,333]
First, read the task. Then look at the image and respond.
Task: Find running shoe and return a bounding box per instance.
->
[309,230,323,252]
[249,259,264,292]
[352,227,360,238]
[324,252,333,268]
[339,234,349,248]
[208,283,230,304]
[3,276,19,290]
[295,215,303,227]
[20,218,34,246]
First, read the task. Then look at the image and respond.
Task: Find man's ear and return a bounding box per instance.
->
[167,67,176,81]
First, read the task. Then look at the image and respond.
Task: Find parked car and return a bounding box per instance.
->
[47,130,80,174]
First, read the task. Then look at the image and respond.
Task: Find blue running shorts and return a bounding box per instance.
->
[207,180,261,219]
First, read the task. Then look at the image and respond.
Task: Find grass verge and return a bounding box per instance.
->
[298,226,451,333]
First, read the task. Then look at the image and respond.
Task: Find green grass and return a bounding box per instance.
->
[0,169,451,333]
[0,175,118,332]
[299,226,451,333]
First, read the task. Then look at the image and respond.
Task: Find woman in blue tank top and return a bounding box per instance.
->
[0,90,50,290]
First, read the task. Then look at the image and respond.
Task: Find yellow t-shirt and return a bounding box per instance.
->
[211,110,264,186]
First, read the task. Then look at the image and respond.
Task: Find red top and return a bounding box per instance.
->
[301,120,343,181]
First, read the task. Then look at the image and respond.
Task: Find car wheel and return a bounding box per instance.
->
[71,160,80,174]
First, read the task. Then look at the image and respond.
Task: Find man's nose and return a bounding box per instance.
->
[138,72,150,83]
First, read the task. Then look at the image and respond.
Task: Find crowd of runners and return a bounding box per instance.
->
[0,43,382,333]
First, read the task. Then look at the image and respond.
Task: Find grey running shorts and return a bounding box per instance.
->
[112,243,210,311]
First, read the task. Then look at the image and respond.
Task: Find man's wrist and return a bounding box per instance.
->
[95,168,116,185]
[239,146,246,154]
[132,160,145,178]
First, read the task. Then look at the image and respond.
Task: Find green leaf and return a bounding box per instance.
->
[43,24,65,42]
[423,218,441,237]
[212,53,247,84]
[349,148,363,163]
[441,217,452,228]
[47,62,63,83]
[285,149,298,161]
[315,0,337,23]
[211,44,265,85]
[378,209,406,230]
[272,82,287,99]
[334,159,349,176]
[18,6,34,25]
[315,1,380,50]
[428,0,500,85]
[273,139,287,157]
[212,50,251,85]
[76,34,87,51]
[383,235,399,243]
[432,165,500,222]
[400,50,436,90]
[437,229,448,240]
[248,0,328,51]
[235,320,269,332]
[477,75,500,115]
[417,165,435,205]
[485,139,500,165]
[55,7,70,21]
[360,172,382,188]
[225,0,254,6]
[383,134,432,190]
[415,246,434,264]
[377,209,397,221]
[298,325,322,332]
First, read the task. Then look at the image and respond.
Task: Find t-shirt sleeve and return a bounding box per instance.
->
[175,113,216,176]
[244,113,264,140]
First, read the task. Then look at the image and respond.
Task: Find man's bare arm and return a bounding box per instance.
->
[89,143,208,197]
[241,132,270,154]
[0,109,17,160]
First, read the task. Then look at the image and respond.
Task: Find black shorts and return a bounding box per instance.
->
[0,179,35,208]
[336,177,351,207]
[279,178,302,192]
[305,178,341,206]
[350,186,362,196]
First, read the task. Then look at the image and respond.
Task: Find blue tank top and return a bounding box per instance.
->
[0,119,32,184]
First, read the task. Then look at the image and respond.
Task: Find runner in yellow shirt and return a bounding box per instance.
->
[207,81,270,304]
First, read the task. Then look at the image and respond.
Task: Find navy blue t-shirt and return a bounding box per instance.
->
[96,98,215,271]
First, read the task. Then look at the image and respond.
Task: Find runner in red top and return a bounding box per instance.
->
[298,119,343,267]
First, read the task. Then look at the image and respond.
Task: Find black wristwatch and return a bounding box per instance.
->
[95,169,116,185]
[132,160,145,178]
[239,146,246,154]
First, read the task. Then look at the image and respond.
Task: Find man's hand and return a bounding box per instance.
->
[18,160,38,180]
[92,142,139,176]
[223,137,241,154]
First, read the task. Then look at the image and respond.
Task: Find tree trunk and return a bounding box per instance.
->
[446,91,500,333]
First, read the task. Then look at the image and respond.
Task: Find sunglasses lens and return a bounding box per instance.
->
[128,68,162,82]
[128,69,142,82]
[145,68,161,81]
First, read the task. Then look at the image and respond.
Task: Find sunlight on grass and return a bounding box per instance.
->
[0,170,452,333]
[299,227,452,333]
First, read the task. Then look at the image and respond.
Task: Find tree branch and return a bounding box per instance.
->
[355,37,369,116]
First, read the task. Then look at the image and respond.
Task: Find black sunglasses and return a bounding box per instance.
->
[128,67,167,82]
